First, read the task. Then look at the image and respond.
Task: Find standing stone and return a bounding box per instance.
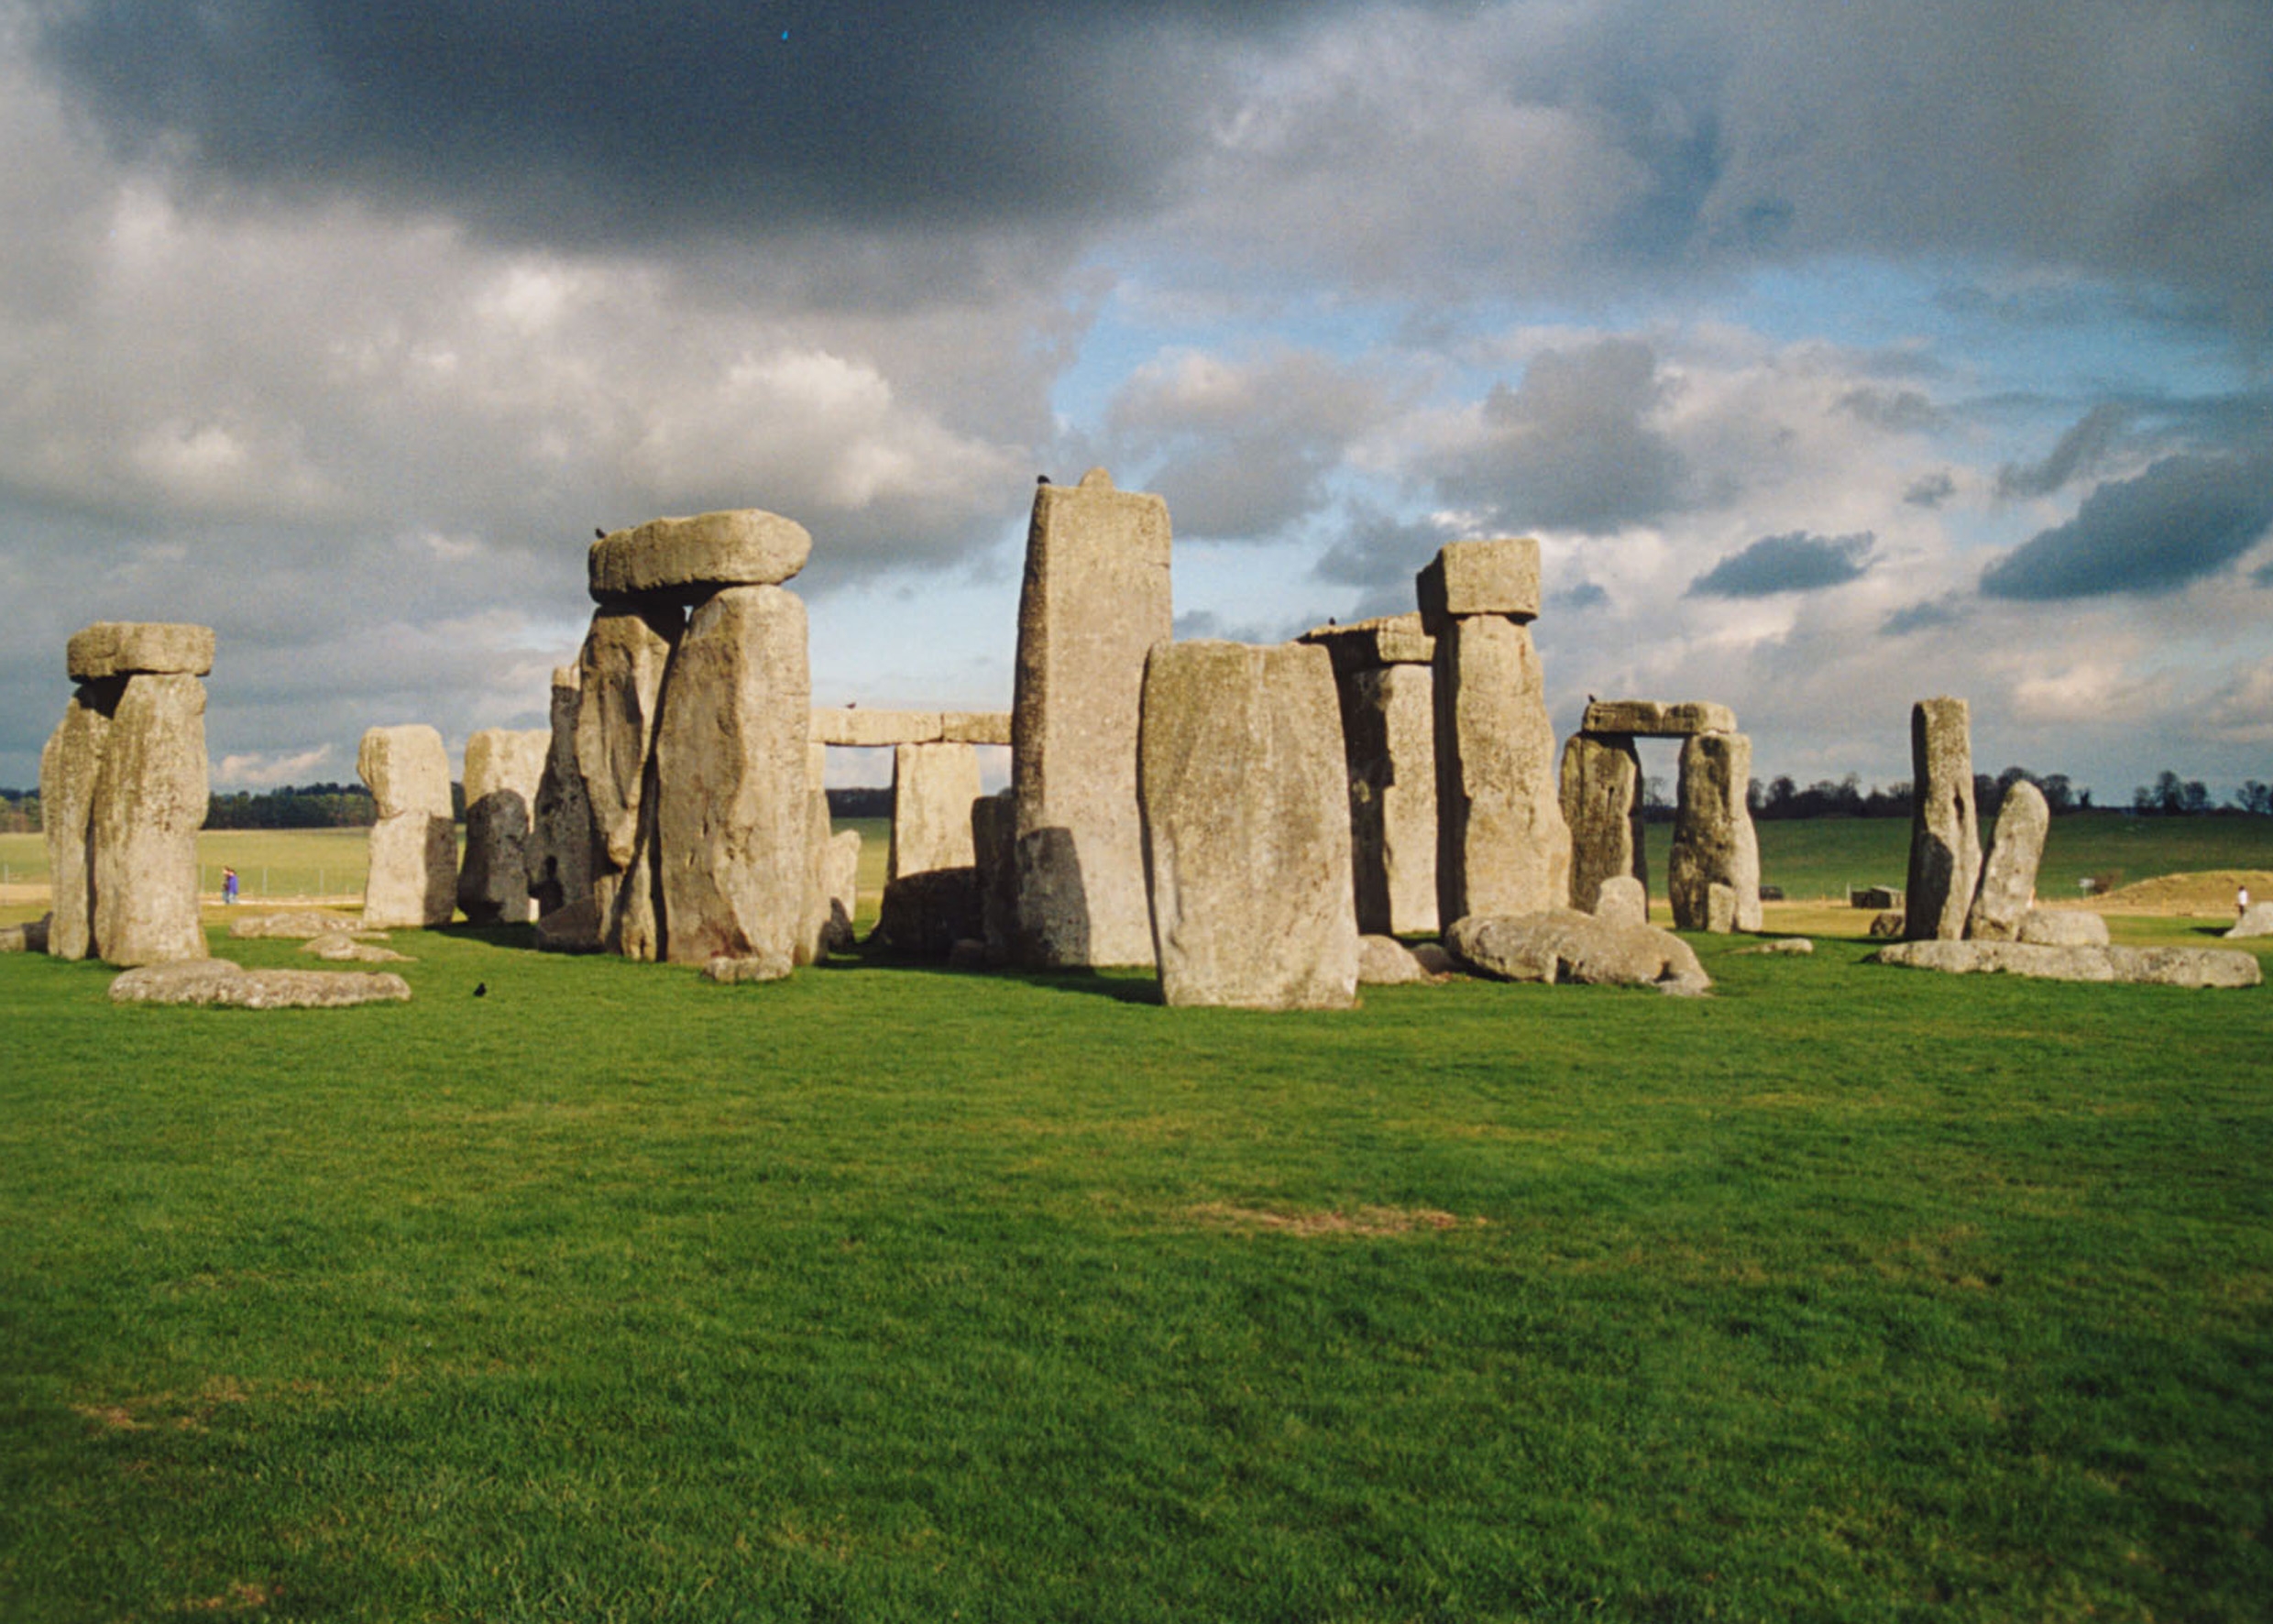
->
[972,788,1017,964]
[91,675,208,966]
[1667,731,1762,933]
[650,585,810,967]
[457,729,550,925]
[359,724,456,928]
[39,687,112,960]
[1903,697,1981,942]
[795,743,837,965]
[575,601,683,960]
[1559,731,1645,915]
[1138,641,1357,1010]
[1433,609,1571,924]
[1966,779,2049,941]
[875,742,983,959]
[826,828,863,952]
[1011,467,1172,968]
[1592,874,1649,928]
[1298,615,1439,938]
[527,665,594,926]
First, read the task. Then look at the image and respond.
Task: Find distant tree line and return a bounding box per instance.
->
[2132,771,2273,817]
[825,785,895,818]
[0,788,37,833]
[203,782,380,828]
[1741,765,2093,821]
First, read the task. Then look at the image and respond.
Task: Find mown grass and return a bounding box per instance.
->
[3,918,2269,1621]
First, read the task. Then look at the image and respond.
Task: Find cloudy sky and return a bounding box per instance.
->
[5,0,2270,801]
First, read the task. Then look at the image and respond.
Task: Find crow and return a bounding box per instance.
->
[594,527,606,540]
[1037,474,1050,485]
[473,982,488,998]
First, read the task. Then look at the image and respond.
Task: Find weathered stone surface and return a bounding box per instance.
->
[972,790,1016,965]
[651,584,810,966]
[1966,780,2048,941]
[1872,939,2261,989]
[1732,938,1815,956]
[1579,699,1737,738]
[1415,540,1540,635]
[1358,934,1433,984]
[888,743,981,883]
[527,666,593,922]
[1668,731,1761,934]
[1433,615,1571,923]
[873,867,982,960]
[1591,874,1648,928]
[702,949,794,984]
[1904,697,1981,941]
[588,509,811,601]
[1138,641,1357,1010]
[2020,908,2109,946]
[92,674,208,966]
[457,728,550,926]
[796,785,834,967]
[1850,885,1903,910]
[940,711,1012,746]
[2224,902,2273,939]
[363,812,457,928]
[1298,611,1434,676]
[357,725,452,821]
[809,708,943,747]
[66,621,214,680]
[1560,731,1645,915]
[1012,467,1172,968]
[575,602,683,960]
[228,910,379,939]
[1869,910,1906,938]
[1335,662,1437,936]
[534,896,602,953]
[826,828,862,953]
[1409,942,1459,977]
[0,914,50,953]
[108,960,413,1007]
[302,933,412,962]
[39,686,111,960]
[1445,911,1710,995]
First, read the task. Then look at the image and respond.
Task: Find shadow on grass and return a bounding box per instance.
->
[823,939,1164,1004]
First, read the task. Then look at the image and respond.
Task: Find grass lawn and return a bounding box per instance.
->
[3,906,2269,1620]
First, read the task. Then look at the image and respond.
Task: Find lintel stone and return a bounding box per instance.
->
[588,510,811,602]
[1581,698,1737,738]
[66,622,214,680]
[1416,539,1540,634]
[1297,612,1434,676]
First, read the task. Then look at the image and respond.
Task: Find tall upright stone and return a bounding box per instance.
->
[1560,731,1645,915]
[1967,778,2048,941]
[1010,468,1172,968]
[1138,641,1357,1010]
[575,601,683,960]
[1427,540,1570,925]
[1667,730,1762,932]
[650,585,810,966]
[1301,613,1437,936]
[527,665,593,924]
[91,674,208,965]
[457,728,551,925]
[875,742,983,959]
[39,687,112,960]
[359,724,456,928]
[1904,697,1981,942]
[972,788,1017,965]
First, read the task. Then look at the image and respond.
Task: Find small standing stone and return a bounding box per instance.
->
[457,729,550,926]
[1666,731,1761,933]
[39,688,111,961]
[1904,697,1982,941]
[1966,779,2049,941]
[1560,731,1645,916]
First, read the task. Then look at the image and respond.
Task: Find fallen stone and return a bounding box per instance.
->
[1409,942,1459,977]
[0,914,51,953]
[575,601,683,959]
[229,911,380,939]
[1872,938,2260,988]
[652,584,811,967]
[1560,731,1644,915]
[1445,911,1710,995]
[1668,731,1762,934]
[589,509,811,601]
[302,933,413,963]
[1139,640,1357,1010]
[1966,780,2049,940]
[1433,612,1570,923]
[92,673,208,966]
[1591,875,1649,928]
[39,686,110,960]
[1578,699,1738,738]
[1904,697,1981,941]
[1732,938,1815,956]
[458,727,550,926]
[701,949,794,984]
[1011,467,1171,969]
[2226,902,2273,939]
[108,960,412,1008]
[1358,934,1433,984]
[66,621,214,680]
[2019,908,2110,947]
[1415,538,1540,634]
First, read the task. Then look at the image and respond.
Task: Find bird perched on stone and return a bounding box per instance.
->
[1037,474,1050,485]
[593,527,606,540]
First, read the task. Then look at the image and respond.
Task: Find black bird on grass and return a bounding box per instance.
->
[473,982,488,998]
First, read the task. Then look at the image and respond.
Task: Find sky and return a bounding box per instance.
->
[4,0,2270,802]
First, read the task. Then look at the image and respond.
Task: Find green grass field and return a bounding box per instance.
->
[4,888,2270,1619]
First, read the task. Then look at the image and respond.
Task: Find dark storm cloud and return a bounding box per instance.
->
[1432,339,1686,533]
[1880,594,1967,636]
[1980,453,2273,600]
[1995,402,2131,499]
[29,0,1345,245]
[1687,531,1872,598]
